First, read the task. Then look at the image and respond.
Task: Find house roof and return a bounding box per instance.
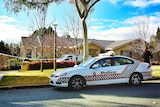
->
[21,35,70,47]
[21,36,41,47]
[21,35,143,51]
[62,38,114,49]
[88,39,114,49]
[105,39,136,50]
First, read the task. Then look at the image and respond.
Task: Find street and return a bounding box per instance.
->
[0,80,160,107]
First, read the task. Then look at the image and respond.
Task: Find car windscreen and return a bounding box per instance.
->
[78,58,97,67]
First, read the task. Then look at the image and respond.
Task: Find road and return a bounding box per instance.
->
[0,80,160,107]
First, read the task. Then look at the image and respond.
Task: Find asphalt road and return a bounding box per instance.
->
[0,80,160,107]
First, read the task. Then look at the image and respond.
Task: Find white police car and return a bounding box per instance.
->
[50,55,152,90]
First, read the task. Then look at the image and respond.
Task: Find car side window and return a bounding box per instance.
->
[95,58,112,67]
[91,60,101,68]
[91,58,112,68]
[101,58,112,67]
[113,57,134,66]
[125,58,134,64]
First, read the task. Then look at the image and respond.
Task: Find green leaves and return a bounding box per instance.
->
[3,0,64,13]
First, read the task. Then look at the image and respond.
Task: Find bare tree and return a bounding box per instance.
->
[134,15,150,49]
[61,7,83,64]
[29,5,48,72]
[127,15,152,60]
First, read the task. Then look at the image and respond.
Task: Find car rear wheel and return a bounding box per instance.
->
[129,73,142,86]
[69,76,85,90]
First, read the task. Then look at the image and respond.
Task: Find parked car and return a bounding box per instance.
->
[56,54,92,63]
[50,55,152,90]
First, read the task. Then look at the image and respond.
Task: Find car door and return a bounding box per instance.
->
[87,58,114,85]
[110,57,135,83]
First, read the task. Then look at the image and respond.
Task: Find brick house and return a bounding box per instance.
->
[20,34,70,59]
[20,34,114,59]
[20,34,147,60]
[105,38,147,60]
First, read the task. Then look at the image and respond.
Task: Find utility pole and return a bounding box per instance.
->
[53,24,57,71]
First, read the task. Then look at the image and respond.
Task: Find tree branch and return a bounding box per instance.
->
[88,0,100,12]
[74,0,83,18]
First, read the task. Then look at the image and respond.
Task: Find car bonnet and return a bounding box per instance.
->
[52,66,84,76]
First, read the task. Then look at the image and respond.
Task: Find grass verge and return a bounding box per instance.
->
[151,65,160,79]
[0,69,53,87]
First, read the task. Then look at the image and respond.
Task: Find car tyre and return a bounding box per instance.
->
[69,76,86,90]
[129,73,142,86]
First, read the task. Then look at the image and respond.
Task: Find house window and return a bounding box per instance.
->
[89,49,98,57]
[27,49,32,58]
[120,50,130,57]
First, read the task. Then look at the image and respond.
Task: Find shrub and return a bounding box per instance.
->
[0,65,8,71]
[29,61,41,70]
[0,58,22,71]
[151,60,160,65]
[28,61,80,70]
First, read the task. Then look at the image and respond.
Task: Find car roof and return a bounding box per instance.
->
[95,55,132,60]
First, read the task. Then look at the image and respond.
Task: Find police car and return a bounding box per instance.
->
[50,55,152,90]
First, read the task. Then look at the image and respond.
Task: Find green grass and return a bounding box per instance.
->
[0,66,160,87]
[0,69,54,87]
[151,65,160,78]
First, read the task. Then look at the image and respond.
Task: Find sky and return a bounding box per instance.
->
[0,0,160,43]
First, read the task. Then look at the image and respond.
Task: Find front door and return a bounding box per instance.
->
[86,57,131,86]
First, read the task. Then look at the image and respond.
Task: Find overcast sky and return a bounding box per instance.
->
[0,0,160,43]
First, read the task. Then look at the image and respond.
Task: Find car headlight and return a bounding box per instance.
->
[60,73,67,76]
[50,73,55,77]
[51,73,67,77]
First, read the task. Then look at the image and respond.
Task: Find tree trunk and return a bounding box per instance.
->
[82,19,88,61]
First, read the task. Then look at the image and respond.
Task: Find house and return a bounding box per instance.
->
[105,38,146,60]
[20,34,71,59]
[152,44,160,61]
[20,34,147,60]
[20,34,114,59]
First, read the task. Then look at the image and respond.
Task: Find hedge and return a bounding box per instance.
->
[0,65,21,71]
[28,61,80,70]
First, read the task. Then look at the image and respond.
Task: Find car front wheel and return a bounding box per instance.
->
[69,76,85,90]
[129,73,142,86]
